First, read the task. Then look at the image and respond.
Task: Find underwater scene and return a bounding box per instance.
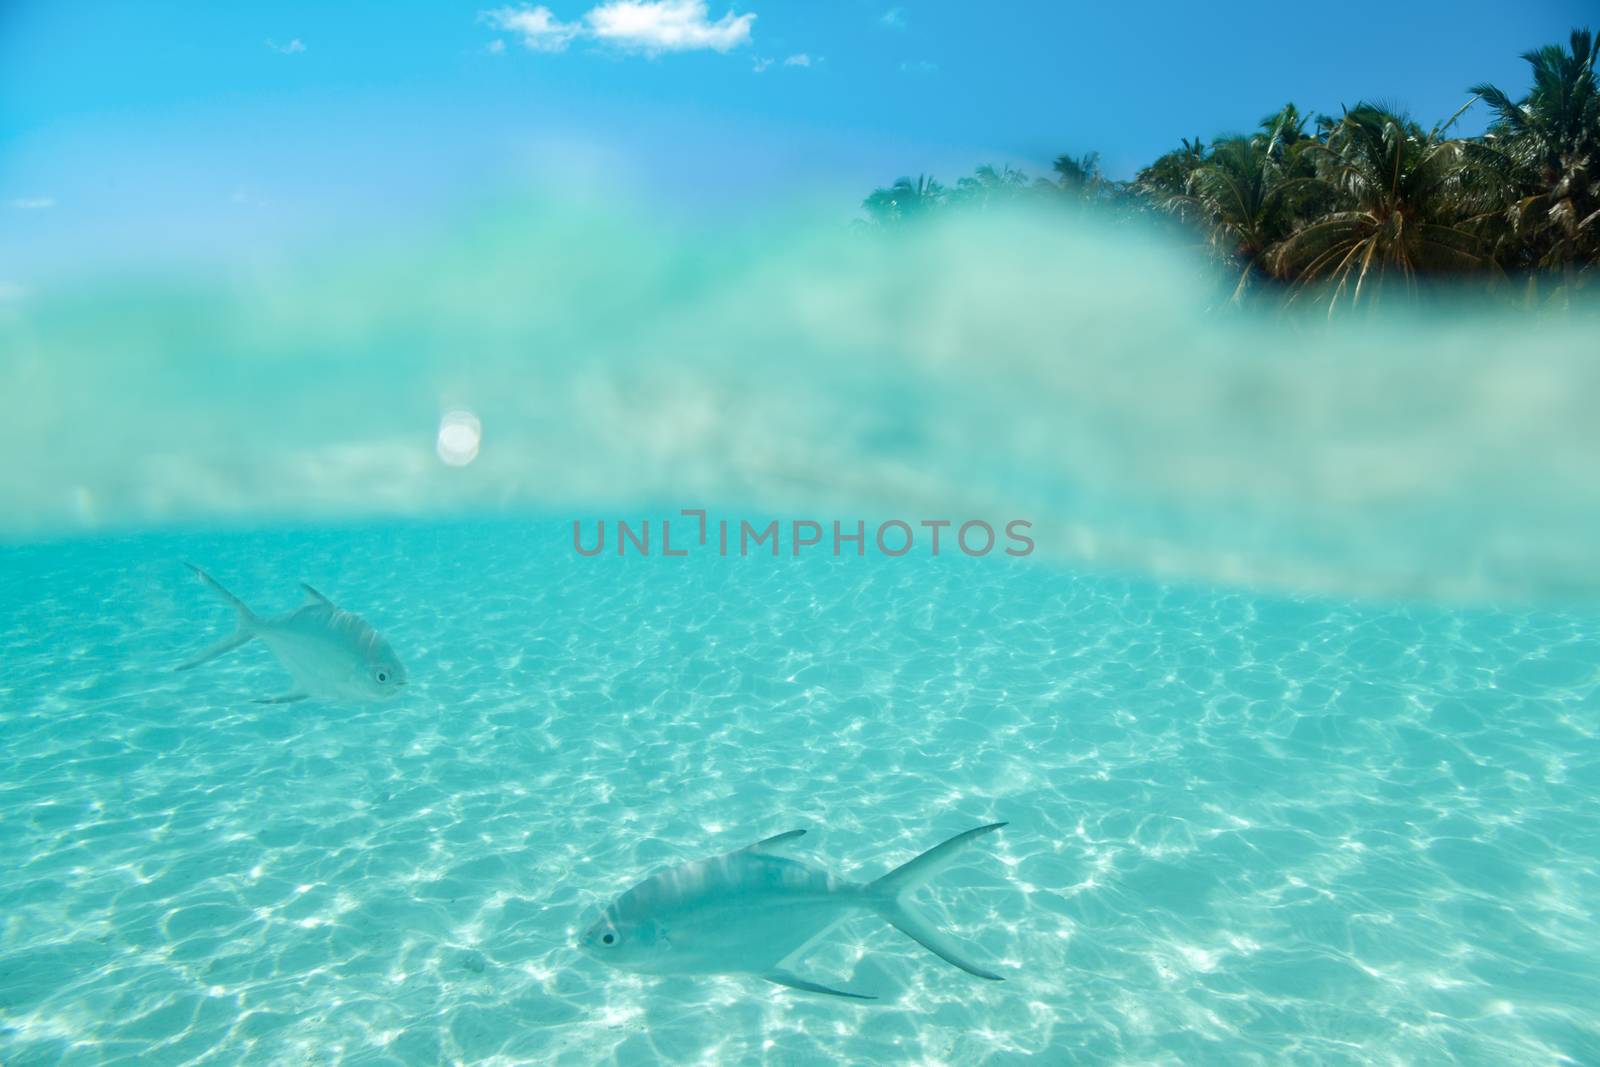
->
[4,3,1600,1065]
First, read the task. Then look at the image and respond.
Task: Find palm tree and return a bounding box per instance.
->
[1047,151,1115,204]
[1470,28,1600,300]
[1271,104,1496,311]
[1258,103,1310,144]
[949,164,1031,210]
[1156,116,1312,302]
[862,175,946,224]
[1136,109,1339,298]
[852,30,1599,306]
[1134,137,1208,202]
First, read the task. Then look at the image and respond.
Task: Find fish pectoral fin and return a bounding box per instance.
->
[254,692,310,705]
[764,970,877,1001]
[175,630,255,672]
[744,829,807,853]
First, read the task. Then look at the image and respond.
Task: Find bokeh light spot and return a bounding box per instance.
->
[436,410,481,467]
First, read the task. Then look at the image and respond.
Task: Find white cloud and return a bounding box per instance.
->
[0,281,26,303]
[585,1,753,53]
[479,1,753,56]
[879,7,906,29]
[481,5,582,51]
[266,38,306,54]
[753,52,816,74]
[10,197,54,210]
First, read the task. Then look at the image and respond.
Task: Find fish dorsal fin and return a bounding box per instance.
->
[300,583,332,607]
[744,829,807,853]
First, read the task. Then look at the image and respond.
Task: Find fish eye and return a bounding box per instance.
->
[376,671,388,683]
[602,933,615,945]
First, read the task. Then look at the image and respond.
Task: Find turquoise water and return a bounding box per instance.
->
[4,202,1600,1063]
[3,518,1597,1064]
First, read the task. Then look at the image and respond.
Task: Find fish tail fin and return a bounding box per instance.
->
[176,564,258,671]
[866,822,1006,982]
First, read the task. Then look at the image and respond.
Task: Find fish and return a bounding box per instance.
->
[579,822,1007,1000]
[176,564,407,704]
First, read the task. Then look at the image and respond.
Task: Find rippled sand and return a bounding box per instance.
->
[1,518,1596,1064]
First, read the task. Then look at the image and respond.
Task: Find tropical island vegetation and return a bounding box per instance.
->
[861,29,1599,312]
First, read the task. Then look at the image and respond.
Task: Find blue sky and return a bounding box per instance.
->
[1,0,1593,283]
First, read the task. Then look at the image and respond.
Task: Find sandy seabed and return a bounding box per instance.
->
[1,518,1596,1065]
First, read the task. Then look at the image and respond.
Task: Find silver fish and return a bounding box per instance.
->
[580,822,1007,1000]
[177,564,407,704]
